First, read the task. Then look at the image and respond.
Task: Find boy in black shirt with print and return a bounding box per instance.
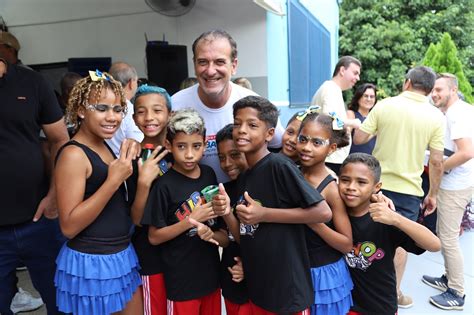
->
[215,124,250,315]
[339,153,441,315]
[218,96,332,315]
[142,108,228,315]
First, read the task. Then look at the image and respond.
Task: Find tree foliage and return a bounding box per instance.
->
[423,33,473,103]
[339,0,474,99]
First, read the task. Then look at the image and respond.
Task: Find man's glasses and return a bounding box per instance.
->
[297,134,330,147]
[86,104,124,115]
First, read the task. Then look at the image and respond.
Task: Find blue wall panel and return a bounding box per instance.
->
[288,0,331,107]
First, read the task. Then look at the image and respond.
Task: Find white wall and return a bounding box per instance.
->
[1,0,267,79]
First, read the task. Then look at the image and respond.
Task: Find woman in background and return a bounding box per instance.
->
[347,83,377,154]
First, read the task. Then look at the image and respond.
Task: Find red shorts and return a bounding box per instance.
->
[168,289,221,315]
[141,273,168,315]
[224,298,252,315]
[249,300,310,315]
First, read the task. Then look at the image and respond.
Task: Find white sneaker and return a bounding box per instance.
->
[10,287,44,314]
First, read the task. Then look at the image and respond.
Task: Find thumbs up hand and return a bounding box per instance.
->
[212,183,231,216]
[235,192,265,225]
[228,257,244,283]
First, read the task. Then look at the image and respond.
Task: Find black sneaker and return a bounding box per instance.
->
[422,274,448,291]
[429,288,465,310]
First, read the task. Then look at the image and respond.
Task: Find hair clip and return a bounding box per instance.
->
[296,105,321,121]
[89,69,110,82]
[328,111,344,130]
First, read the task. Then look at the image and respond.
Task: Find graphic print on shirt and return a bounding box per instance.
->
[237,194,263,237]
[205,134,217,159]
[174,191,216,237]
[345,241,385,271]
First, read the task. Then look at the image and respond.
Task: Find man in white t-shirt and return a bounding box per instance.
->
[422,73,474,311]
[172,30,284,182]
[311,56,362,174]
[106,62,144,156]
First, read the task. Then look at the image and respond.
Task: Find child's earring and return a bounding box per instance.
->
[79,114,85,119]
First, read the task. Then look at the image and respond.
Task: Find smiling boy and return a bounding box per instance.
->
[339,153,441,315]
[227,96,332,314]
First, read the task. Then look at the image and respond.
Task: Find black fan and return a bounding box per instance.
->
[145,0,196,17]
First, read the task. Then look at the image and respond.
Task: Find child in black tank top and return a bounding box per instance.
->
[54,71,146,315]
[297,111,354,315]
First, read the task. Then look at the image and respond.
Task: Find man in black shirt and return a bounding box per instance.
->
[0,58,69,315]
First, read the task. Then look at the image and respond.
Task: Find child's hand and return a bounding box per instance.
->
[371,193,396,211]
[235,192,265,225]
[228,257,244,283]
[369,196,400,226]
[120,138,142,159]
[138,146,168,185]
[108,141,134,185]
[188,217,219,245]
[189,198,217,223]
[212,183,231,216]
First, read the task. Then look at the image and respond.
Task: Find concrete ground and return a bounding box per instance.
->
[17,231,473,315]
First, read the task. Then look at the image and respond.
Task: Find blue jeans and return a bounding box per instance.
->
[381,189,421,221]
[0,217,65,315]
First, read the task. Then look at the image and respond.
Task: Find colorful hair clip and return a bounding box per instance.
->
[296,105,321,121]
[89,69,109,82]
[328,111,344,130]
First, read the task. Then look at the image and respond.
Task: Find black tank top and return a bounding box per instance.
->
[305,174,343,267]
[58,140,132,254]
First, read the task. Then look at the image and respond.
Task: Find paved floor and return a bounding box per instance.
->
[17,231,473,315]
[399,230,473,314]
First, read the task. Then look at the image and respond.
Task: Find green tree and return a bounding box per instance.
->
[339,0,474,99]
[423,33,473,103]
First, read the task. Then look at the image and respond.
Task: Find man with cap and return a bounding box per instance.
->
[0,31,29,67]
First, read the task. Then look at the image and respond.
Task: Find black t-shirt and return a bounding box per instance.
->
[220,180,249,305]
[235,153,324,313]
[345,212,425,315]
[131,156,171,276]
[0,64,63,225]
[132,225,164,275]
[141,164,220,301]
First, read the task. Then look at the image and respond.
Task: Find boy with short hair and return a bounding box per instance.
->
[222,95,332,314]
[216,124,248,181]
[216,124,251,315]
[338,153,441,314]
[131,84,172,315]
[142,108,228,315]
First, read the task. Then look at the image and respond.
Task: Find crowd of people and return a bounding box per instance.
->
[0,27,473,315]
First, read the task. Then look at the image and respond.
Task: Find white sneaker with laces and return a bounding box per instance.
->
[10,287,44,314]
